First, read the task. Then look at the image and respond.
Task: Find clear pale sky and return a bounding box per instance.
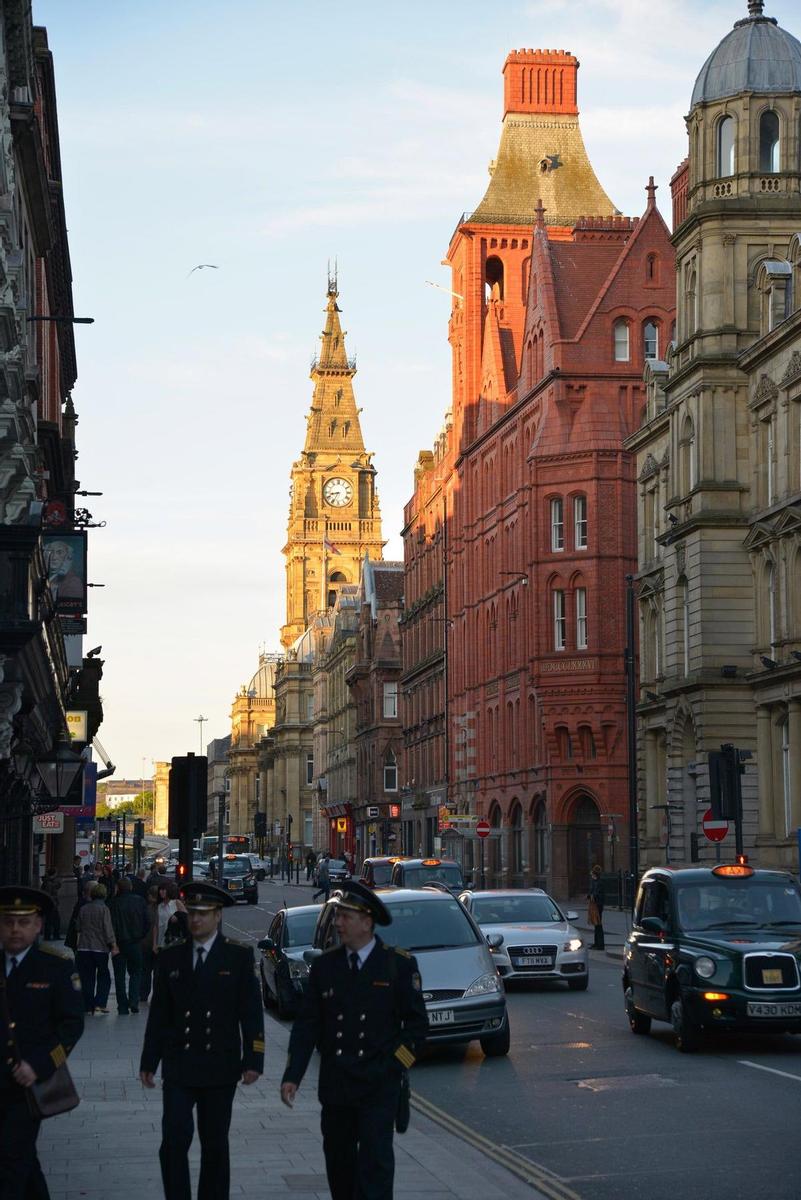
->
[32,0,797,778]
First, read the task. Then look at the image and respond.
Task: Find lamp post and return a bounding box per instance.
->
[34,739,84,806]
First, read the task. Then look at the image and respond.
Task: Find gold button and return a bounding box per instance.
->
[360,1014,365,1021]
[184,1043,190,1049]
[336,1032,342,1039]
[337,1014,343,1021]
[358,1032,364,1039]
[335,1049,342,1056]
[358,1050,364,1057]
[185,1011,190,1018]
[206,1044,211,1050]
[206,1028,211,1034]
[206,1011,211,1018]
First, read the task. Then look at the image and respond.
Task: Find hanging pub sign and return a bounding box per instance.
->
[42,530,87,618]
[66,710,88,743]
[60,761,97,819]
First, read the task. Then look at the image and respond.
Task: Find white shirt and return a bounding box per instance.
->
[4,945,31,975]
[192,930,218,967]
[348,937,375,970]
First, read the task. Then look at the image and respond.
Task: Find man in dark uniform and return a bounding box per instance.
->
[139,880,263,1200]
[0,886,85,1200]
[281,881,428,1200]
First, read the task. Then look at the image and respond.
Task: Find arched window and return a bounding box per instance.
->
[679,413,695,494]
[613,320,630,362]
[579,725,597,759]
[531,800,547,876]
[553,589,566,650]
[717,115,736,177]
[550,497,564,551]
[686,266,698,335]
[646,254,659,283]
[759,110,780,172]
[485,255,504,301]
[576,586,588,649]
[644,321,659,360]
[510,802,523,875]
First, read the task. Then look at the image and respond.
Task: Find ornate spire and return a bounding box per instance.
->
[747,0,764,15]
[304,275,365,455]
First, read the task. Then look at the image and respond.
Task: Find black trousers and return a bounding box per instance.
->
[321,1081,399,1200]
[159,1081,236,1200]
[0,1088,47,1200]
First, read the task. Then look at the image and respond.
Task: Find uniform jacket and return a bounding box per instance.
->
[140,934,264,1087]
[282,937,428,1105]
[0,944,85,1090]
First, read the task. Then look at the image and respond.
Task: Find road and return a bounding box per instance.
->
[227,878,801,1200]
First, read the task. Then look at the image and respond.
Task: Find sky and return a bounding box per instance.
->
[32,0,799,779]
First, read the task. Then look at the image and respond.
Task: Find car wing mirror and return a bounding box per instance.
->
[257,938,274,951]
[640,916,667,935]
[486,933,504,949]
[565,911,579,921]
[303,948,323,965]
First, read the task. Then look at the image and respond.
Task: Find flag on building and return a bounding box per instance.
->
[324,535,341,555]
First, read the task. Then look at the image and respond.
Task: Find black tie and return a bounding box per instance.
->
[349,951,359,975]
[195,947,205,972]
[7,957,17,976]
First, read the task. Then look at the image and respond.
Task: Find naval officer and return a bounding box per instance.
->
[281,880,428,1200]
[139,880,263,1200]
[0,885,84,1200]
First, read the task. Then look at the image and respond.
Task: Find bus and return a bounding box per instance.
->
[198,834,251,858]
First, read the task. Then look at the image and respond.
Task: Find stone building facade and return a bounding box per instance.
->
[226,653,279,836]
[312,586,359,857]
[626,1,801,870]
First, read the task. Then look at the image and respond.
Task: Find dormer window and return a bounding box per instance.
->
[759,110,780,172]
[717,115,735,177]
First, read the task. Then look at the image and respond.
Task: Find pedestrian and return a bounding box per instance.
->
[139,881,264,1200]
[312,853,331,902]
[305,849,316,881]
[109,878,149,1015]
[154,881,187,955]
[130,867,149,899]
[588,864,605,950]
[39,868,62,941]
[281,880,428,1200]
[139,885,159,1004]
[72,855,83,889]
[75,884,118,1014]
[102,862,117,900]
[0,885,85,1200]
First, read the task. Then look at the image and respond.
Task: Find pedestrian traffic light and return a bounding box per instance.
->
[168,754,207,837]
[254,812,267,838]
[176,862,189,881]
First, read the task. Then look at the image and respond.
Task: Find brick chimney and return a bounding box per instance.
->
[502,49,579,118]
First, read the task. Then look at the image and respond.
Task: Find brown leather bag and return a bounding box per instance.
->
[0,976,80,1119]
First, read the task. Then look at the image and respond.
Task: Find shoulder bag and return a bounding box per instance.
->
[0,975,80,1119]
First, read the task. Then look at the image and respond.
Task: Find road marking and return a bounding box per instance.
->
[411,1091,582,1200]
[739,1060,801,1083]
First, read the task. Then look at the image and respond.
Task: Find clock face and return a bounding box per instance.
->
[323,477,353,507]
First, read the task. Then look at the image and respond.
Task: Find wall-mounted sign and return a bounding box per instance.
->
[42,530,87,618]
[367,806,379,818]
[66,710,88,742]
[336,817,347,833]
[60,762,96,819]
[34,811,64,834]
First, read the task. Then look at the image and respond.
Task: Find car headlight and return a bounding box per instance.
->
[565,938,583,952]
[695,955,716,980]
[288,960,309,980]
[464,972,502,997]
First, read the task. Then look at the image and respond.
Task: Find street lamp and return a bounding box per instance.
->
[34,739,84,802]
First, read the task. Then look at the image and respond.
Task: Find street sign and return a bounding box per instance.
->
[33,811,64,834]
[702,808,729,843]
[476,819,490,839]
[367,806,379,818]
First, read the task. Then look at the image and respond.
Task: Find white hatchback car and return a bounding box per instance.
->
[459,889,589,990]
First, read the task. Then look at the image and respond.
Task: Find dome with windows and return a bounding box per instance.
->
[244,652,282,698]
[691,3,801,108]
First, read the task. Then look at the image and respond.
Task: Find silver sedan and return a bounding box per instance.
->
[459,889,589,991]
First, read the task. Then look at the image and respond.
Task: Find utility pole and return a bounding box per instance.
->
[194,715,208,756]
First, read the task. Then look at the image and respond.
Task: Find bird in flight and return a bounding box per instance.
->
[187,263,220,277]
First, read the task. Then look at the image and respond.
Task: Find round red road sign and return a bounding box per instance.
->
[476,819,490,839]
[702,808,729,843]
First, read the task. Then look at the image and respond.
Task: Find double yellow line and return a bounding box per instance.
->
[410,1092,582,1200]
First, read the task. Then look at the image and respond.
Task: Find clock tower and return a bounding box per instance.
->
[281,274,384,648]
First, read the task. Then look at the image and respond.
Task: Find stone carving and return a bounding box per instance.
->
[639,452,659,481]
[752,373,779,407]
[780,351,801,389]
[675,543,686,574]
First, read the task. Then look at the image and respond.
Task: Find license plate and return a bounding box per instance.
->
[746,1001,801,1018]
[428,1009,454,1025]
[516,956,553,967]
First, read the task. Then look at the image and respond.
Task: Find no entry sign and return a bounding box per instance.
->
[476,819,490,839]
[702,808,729,843]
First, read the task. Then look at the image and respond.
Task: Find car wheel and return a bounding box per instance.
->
[567,975,589,991]
[670,993,701,1052]
[625,986,651,1035]
[480,1021,510,1057]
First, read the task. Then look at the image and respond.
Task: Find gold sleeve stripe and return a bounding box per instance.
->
[253,1040,265,1052]
[50,1044,66,1067]
[394,1045,415,1068]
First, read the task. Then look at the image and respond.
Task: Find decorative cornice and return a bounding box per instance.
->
[639,452,660,482]
[780,351,801,390]
[750,372,779,409]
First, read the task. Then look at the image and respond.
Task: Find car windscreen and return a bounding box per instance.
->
[327,860,347,871]
[472,895,563,924]
[212,859,250,876]
[284,911,320,947]
[676,880,801,930]
[379,898,480,951]
[370,864,393,885]
[402,865,463,889]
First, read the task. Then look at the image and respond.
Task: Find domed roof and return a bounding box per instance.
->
[245,653,281,698]
[691,4,801,107]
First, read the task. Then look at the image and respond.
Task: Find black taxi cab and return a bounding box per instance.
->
[623,861,801,1051]
[358,856,408,889]
[390,857,465,895]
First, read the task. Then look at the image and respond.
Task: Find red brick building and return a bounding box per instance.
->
[402,47,675,895]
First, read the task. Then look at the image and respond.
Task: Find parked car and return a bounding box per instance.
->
[246,853,271,881]
[624,862,801,1052]
[359,856,408,889]
[208,853,258,905]
[390,857,464,895]
[459,888,588,990]
[311,886,509,1056]
[258,903,321,1019]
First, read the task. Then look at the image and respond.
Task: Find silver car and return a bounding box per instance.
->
[459,889,589,991]
[312,887,510,1056]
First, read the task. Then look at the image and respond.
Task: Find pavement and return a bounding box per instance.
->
[36,954,555,1200]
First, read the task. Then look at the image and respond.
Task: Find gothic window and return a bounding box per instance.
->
[550,497,564,551]
[686,265,698,336]
[509,802,523,874]
[759,110,780,172]
[679,413,696,495]
[646,254,659,284]
[717,115,736,177]
[556,725,573,759]
[485,255,504,301]
[576,586,588,650]
[553,589,566,651]
[579,725,597,759]
[531,800,547,875]
[613,319,630,362]
[644,320,659,361]
[574,495,588,549]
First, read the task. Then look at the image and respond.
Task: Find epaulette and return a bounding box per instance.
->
[394,946,411,958]
[223,937,248,949]
[162,938,187,949]
[39,943,71,960]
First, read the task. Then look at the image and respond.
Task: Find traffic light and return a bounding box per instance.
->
[709,746,739,820]
[168,754,207,837]
[176,862,189,882]
[254,811,267,838]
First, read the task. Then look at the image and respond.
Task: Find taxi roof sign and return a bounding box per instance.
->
[421,858,441,867]
[712,863,754,878]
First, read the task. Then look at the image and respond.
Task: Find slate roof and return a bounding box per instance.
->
[691,10,801,106]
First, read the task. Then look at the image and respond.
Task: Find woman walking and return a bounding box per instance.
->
[76,883,118,1013]
[588,864,605,950]
[153,880,187,955]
